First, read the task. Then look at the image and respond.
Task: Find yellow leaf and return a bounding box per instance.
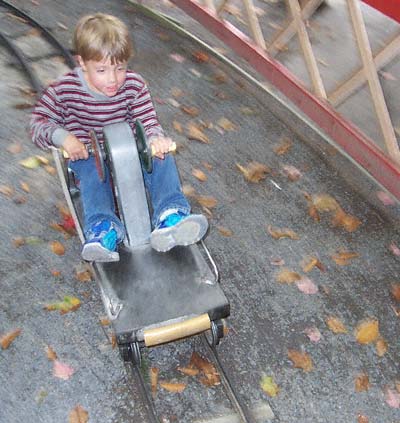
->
[0,328,22,349]
[177,366,199,376]
[312,194,340,212]
[44,296,81,314]
[260,375,279,397]
[99,318,110,326]
[375,337,388,357]
[19,156,41,169]
[187,122,209,143]
[192,168,207,182]
[267,226,299,240]
[326,316,347,334]
[159,381,186,393]
[332,251,359,266]
[50,240,65,256]
[197,195,217,209]
[68,405,89,423]
[217,117,236,131]
[355,319,379,345]
[276,268,301,284]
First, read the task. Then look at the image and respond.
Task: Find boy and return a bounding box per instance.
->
[30,13,208,262]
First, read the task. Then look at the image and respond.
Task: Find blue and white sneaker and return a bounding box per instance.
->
[81,220,120,262]
[151,211,208,252]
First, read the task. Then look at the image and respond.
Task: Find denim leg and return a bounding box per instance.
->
[69,157,125,240]
[143,155,190,227]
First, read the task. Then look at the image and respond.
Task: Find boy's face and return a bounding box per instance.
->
[78,56,127,97]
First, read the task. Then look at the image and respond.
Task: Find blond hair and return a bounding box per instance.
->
[73,13,133,64]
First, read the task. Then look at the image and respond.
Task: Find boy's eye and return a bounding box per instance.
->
[96,69,105,73]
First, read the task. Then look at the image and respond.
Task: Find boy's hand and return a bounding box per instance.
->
[150,135,174,160]
[63,133,89,161]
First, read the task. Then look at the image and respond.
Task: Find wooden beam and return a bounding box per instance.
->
[242,0,266,49]
[329,32,400,106]
[347,0,400,162]
[287,0,326,98]
[268,0,323,57]
[169,0,400,199]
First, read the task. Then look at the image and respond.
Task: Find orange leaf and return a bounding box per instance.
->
[391,284,400,302]
[357,415,369,423]
[20,181,30,193]
[192,168,207,182]
[192,50,209,63]
[355,373,370,392]
[181,105,199,117]
[182,184,196,197]
[190,352,220,386]
[312,194,340,213]
[267,226,299,240]
[331,251,359,266]
[173,120,183,133]
[217,226,233,237]
[159,381,187,393]
[0,185,14,197]
[44,165,57,175]
[50,240,65,256]
[355,319,379,344]
[332,209,361,232]
[99,318,111,326]
[300,256,324,273]
[326,316,347,334]
[75,264,93,282]
[0,328,22,349]
[68,405,89,423]
[6,142,22,154]
[217,117,236,131]
[236,162,270,183]
[287,349,313,372]
[276,268,301,284]
[202,161,213,170]
[187,122,210,143]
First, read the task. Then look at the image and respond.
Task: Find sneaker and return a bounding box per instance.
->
[151,211,208,252]
[81,220,120,262]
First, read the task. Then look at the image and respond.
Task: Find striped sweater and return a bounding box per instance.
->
[30,67,164,149]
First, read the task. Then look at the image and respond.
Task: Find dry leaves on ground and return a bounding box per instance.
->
[355,373,370,392]
[287,349,313,372]
[190,351,221,386]
[326,316,347,334]
[159,381,187,393]
[273,137,293,155]
[44,296,81,314]
[46,345,58,361]
[300,256,325,272]
[50,240,65,256]
[217,226,233,237]
[331,251,359,266]
[276,268,301,284]
[267,226,299,240]
[260,374,279,397]
[187,122,210,143]
[0,328,22,349]
[196,195,217,209]
[355,319,379,344]
[150,367,159,396]
[53,360,75,380]
[236,162,270,183]
[69,405,89,423]
[192,168,207,182]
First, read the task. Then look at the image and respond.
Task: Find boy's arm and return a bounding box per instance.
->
[30,86,69,150]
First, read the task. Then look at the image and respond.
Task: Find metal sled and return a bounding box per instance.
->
[53,122,230,364]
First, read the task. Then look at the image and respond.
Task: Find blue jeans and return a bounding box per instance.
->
[69,154,190,240]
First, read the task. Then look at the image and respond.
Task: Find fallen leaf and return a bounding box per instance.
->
[167,98,180,108]
[177,366,199,377]
[326,316,347,334]
[270,258,285,266]
[13,195,27,204]
[213,70,227,84]
[51,269,61,277]
[391,284,400,302]
[44,296,81,314]
[331,209,361,232]
[173,120,183,133]
[182,184,196,197]
[0,185,14,197]
[50,240,65,256]
[267,226,299,240]
[217,226,233,237]
[99,318,110,326]
[192,50,209,62]
[159,381,187,393]
[44,165,57,175]
[312,194,340,212]
[357,415,369,423]
[355,373,370,392]
[196,195,217,208]
[296,277,318,294]
[217,117,236,131]
[13,102,34,110]
[187,122,209,143]
[376,190,396,206]
[332,251,359,266]
[282,164,302,181]
[276,268,301,284]
[192,168,207,182]
[6,142,22,154]
[202,161,213,170]
[69,405,89,423]
[304,327,321,343]
[53,360,74,380]
[190,352,220,386]
[273,137,293,155]
[236,162,270,183]
[181,105,199,117]
[355,319,379,344]
[260,374,279,397]
[376,337,388,356]
[389,242,400,256]
[0,328,22,349]
[287,349,313,372]
[171,87,184,98]
[301,256,325,272]
[384,387,400,408]
[36,155,50,165]
[75,263,93,282]
[46,346,58,361]
[19,181,30,192]
[150,367,159,396]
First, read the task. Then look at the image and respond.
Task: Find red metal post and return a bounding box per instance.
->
[361,0,400,23]
[169,0,400,200]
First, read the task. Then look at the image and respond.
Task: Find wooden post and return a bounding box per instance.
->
[347,0,400,162]
[287,0,327,98]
